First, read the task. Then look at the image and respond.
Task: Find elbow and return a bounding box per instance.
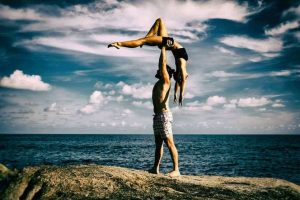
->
[163,76,170,84]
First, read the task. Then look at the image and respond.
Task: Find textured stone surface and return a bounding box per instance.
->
[0,164,299,200]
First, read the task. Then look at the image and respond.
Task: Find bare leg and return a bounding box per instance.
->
[164,135,180,177]
[175,58,188,106]
[149,135,164,174]
[145,18,169,37]
[108,36,163,49]
[108,18,173,49]
[174,81,180,104]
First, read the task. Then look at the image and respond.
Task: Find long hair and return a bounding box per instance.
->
[155,65,175,79]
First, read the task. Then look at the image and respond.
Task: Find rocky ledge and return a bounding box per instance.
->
[0,164,299,200]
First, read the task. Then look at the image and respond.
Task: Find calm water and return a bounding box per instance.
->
[0,134,299,184]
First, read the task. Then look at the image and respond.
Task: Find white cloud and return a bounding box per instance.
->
[0,5,42,20]
[223,103,236,109]
[262,53,280,58]
[79,91,105,114]
[186,100,201,107]
[224,97,273,109]
[17,36,151,58]
[120,82,152,99]
[214,46,236,55]
[284,4,300,17]
[132,101,152,110]
[200,105,213,111]
[115,95,124,102]
[0,0,250,31]
[184,92,195,99]
[270,70,291,76]
[184,96,226,112]
[79,104,98,115]
[182,100,213,111]
[121,109,133,116]
[2,0,252,57]
[207,95,226,105]
[44,103,57,112]
[237,97,271,107]
[248,56,262,62]
[265,21,299,36]
[0,70,51,91]
[219,36,283,53]
[89,91,105,104]
[230,99,238,104]
[207,70,293,80]
[258,108,266,111]
[208,70,241,78]
[272,103,285,108]
[295,32,300,41]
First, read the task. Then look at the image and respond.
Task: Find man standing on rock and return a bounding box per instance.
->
[149,46,180,177]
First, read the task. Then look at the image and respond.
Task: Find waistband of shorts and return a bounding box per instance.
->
[153,111,172,117]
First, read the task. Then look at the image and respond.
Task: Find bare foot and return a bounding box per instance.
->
[148,168,159,174]
[107,42,120,49]
[167,170,180,177]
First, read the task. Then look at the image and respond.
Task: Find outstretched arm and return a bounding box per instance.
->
[159,46,170,84]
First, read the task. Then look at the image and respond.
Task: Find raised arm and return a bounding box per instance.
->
[159,46,170,84]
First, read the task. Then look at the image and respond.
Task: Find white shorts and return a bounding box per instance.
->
[153,111,173,139]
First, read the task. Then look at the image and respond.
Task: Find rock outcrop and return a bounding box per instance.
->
[0,164,299,200]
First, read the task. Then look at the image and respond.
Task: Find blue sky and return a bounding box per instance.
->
[0,0,299,134]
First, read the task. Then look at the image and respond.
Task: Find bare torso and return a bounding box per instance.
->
[152,80,171,114]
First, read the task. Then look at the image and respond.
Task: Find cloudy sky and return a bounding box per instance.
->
[0,0,299,134]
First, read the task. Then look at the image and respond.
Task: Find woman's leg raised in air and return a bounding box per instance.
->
[108,36,163,49]
[108,18,170,49]
[145,18,169,37]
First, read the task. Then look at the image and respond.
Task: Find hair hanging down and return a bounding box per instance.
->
[155,65,175,79]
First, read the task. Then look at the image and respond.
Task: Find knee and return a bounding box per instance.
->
[156,18,163,24]
[165,139,175,148]
[140,38,147,44]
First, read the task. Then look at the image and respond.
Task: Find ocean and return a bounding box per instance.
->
[0,134,299,185]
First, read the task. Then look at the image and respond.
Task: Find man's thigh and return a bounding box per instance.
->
[154,135,164,146]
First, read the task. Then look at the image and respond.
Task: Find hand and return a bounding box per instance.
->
[162,37,174,49]
[107,42,120,49]
[166,40,174,49]
[173,95,177,104]
[179,95,183,106]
